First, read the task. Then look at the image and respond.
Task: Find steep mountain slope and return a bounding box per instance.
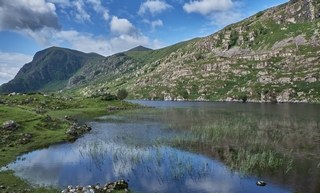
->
[0,47,105,93]
[1,0,320,103]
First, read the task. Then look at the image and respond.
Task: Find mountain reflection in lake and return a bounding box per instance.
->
[3,101,319,193]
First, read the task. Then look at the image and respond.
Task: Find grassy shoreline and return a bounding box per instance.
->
[0,93,139,192]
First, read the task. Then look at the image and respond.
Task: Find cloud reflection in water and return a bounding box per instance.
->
[2,112,292,193]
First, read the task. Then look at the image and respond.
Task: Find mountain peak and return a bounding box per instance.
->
[126,45,152,52]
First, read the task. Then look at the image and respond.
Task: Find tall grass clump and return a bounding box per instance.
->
[168,110,320,174]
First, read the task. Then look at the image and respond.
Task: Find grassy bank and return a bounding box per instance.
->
[0,93,139,192]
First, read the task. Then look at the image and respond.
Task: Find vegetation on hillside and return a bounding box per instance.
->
[0,0,319,104]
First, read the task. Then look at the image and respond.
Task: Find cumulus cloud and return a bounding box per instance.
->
[110,16,139,36]
[110,35,151,53]
[0,0,61,46]
[183,0,244,26]
[183,0,234,15]
[138,0,173,16]
[53,15,162,56]
[54,30,113,55]
[54,29,161,56]
[0,51,33,85]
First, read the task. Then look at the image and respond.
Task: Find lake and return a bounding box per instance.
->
[2,101,320,193]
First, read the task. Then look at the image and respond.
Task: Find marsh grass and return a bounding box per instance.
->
[76,133,214,183]
[165,111,320,174]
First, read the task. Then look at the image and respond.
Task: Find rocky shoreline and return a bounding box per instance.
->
[61,179,130,193]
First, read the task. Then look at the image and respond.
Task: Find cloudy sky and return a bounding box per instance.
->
[0,0,288,85]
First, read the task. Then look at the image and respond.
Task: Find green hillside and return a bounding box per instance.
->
[1,0,320,103]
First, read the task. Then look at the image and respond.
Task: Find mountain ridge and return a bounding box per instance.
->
[1,0,320,103]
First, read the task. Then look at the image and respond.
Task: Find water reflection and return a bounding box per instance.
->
[2,101,315,192]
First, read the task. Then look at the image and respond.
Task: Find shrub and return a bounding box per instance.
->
[117,89,128,100]
[229,30,239,48]
[256,11,264,18]
[100,93,117,101]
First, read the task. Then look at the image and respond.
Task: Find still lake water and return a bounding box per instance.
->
[3,101,320,193]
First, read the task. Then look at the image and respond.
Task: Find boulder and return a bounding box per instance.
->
[104,179,129,191]
[64,115,77,122]
[2,120,18,131]
[83,124,92,131]
[107,105,120,110]
[65,128,78,136]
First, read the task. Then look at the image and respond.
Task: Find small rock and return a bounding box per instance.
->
[46,114,53,122]
[256,180,266,186]
[25,133,32,138]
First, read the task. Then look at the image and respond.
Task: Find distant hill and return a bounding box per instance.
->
[1,0,320,103]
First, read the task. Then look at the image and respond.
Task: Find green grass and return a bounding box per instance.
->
[0,93,141,192]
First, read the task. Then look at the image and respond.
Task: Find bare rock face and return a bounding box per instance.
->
[263,0,320,24]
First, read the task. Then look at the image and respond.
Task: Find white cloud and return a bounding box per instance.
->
[110,35,151,53]
[143,19,164,31]
[138,0,173,16]
[0,51,33,85]
[47,0,71,6]
[72,0,91,23]
[208,9,243,26]
[183,0,244,27]
[151,20,164,30]
[183,0,234,15]
[53,15,162,56]
[49,0,109,21]
[110,16,138,36]
[21,27,58,46]
[152,39,163,49]
[0,0,61,46]
[54,28,161,56]
[108,16,163,52]
[87,0,110,21]
[54,30,113,55]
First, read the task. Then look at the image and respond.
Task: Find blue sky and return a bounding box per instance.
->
[0,0,289,85]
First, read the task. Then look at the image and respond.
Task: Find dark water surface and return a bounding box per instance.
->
[2,101,320,193]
